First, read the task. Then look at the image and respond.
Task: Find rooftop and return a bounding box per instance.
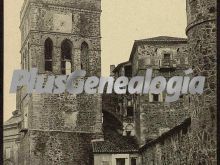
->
[4,110,22,127]
[135,36,187,43]
[92,128,139,154]
[129,36,188,61]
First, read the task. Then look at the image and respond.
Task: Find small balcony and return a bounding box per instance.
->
[160,60,176,69]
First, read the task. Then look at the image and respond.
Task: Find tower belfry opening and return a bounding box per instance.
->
[61,39,72,75]
[44,38,53,72]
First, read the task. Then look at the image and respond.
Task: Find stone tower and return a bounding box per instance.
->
[18,0,102,164]
[186,0,217,163]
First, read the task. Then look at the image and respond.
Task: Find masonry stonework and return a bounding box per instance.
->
[17,0,103,164]
[140,118,192,164]
[140,0,217,164]
[186,0,217,163]
[4,0,217,164]
[129,39,190,145]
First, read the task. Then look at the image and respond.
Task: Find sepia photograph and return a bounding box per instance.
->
[3,0,217,164]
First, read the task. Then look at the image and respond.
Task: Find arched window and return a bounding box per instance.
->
[61,39,72,75]
[80,42,89,71]
[44,38,53,72]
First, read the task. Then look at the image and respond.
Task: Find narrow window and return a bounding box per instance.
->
[127,107,134,117]
[163,53,171,66]
[185,57,189,65]
[124,65,132,77]
[116,158,125,165]
[149,93,163,102]
[153,94,159,102]
[164,53,171,60]
[81,42,89,71]
[149,93,157,102]
[126,131,131,136]
[61,39,72,74]
[44,38,53,72]
[117,105,121,114]
[131,158,137,165]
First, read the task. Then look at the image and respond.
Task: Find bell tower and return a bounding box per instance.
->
[18,0,102,164]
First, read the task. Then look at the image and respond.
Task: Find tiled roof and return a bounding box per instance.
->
[4,113,22,126]
[135,36,187,42]
[92,128,139,154]
[129,36,187,61]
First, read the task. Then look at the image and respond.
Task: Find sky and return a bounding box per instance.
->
[4,0,187,121]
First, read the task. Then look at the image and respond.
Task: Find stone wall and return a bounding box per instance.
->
[137,92,190,144]
[130,42,190,145]
[17,0,103,164]
[140,118,192,164]
[4,124,20,164]
[186,0,217,163]
[29,131,94,165]
[140,0,217,164]
[131,42,188,75]
[106,62,137,137]
[17,88,102,164]
[27,33,101,75]
[20,2,101,75]
[29,93,102,132]
[21,0,101,20]
[19,132,31,165]
[102,93,120,122]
